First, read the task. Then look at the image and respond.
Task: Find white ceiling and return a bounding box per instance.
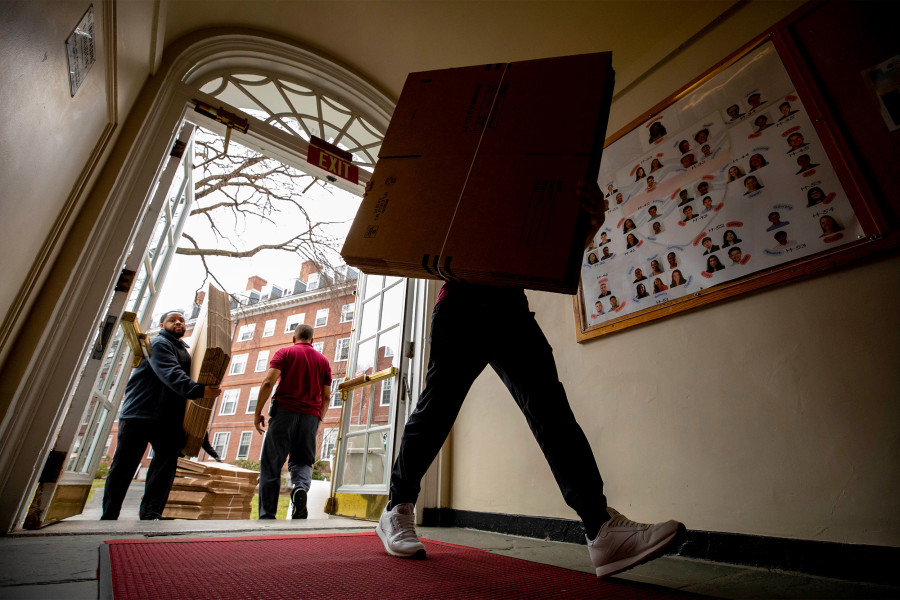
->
[162,1,739,103]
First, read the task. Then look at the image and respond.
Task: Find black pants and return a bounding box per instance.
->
[389,289,608,531]
[258,409,319,519]
[101,417,183,520]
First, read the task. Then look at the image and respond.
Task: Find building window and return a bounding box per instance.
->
[329,377,342,408]
[307,272,319,290]
[315,308,329,327]
[340,303,354,323]
[285,313,305,333]
[247,386,260,414]
[334,337,351,362]
[263,319,276,337]
[321,428,337,461]
[212,432,230,460]
[229,354,248,375]
[237,323,255,341]
[380,378,393,407]
[255,350,270,372]
[220,389,239,415]
[147,447,155,459]
[236,431,253,460]
[312,342,324,353]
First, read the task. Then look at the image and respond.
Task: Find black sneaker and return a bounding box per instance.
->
[291,486,308,519]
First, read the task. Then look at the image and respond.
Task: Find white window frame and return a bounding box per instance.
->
[285,313,305,333]
[237,323,255,342]
[315,308,329,328]
[262,319,276,337]
[255,350,270,372]
[312,341,324,353]
[212,432,230,460]
[229,353,248,375]
[236,431,253,460]
[340,303,354,323]
[219,389,239,415]
[307,272,319,290]
[380,377,393,407]
[329,377,342,409]
[321,427,338,461]
[334,337,351,362]
[246,386,260,414]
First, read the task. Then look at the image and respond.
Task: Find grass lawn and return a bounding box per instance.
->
[88,479,105,502]
[249,492,291,520]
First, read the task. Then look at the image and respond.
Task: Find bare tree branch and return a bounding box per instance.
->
[177,128,350,302]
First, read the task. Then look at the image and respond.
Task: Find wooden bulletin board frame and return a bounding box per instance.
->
[574,3,891,343]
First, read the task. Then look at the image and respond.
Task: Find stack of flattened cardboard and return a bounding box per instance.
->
[183,285,232,456]
[342,52,614,294]
[162,458,258,519]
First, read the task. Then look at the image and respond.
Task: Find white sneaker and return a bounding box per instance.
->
[588,507,681,578]
[375,503,426,558]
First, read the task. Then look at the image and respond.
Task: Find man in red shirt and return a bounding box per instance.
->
[254,323,332,519]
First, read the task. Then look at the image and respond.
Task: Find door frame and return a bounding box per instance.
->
[0,31,394,532]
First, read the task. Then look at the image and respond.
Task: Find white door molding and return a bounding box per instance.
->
[0,29,395,533]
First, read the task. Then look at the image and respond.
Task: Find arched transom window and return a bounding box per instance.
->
[199,72,384,170]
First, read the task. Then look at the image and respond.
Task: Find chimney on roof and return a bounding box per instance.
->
[299,261,318,281]
[246,275,267,291]
[193,290,206,306]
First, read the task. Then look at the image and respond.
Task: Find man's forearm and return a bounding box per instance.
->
[319,386,332,421]
[255,382,274,420]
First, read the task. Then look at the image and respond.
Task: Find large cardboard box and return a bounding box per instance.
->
[341,52,614,294]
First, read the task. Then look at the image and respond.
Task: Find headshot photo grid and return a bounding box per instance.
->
[582,42,863,327]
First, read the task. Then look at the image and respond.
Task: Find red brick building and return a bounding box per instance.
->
[106,262,357,478]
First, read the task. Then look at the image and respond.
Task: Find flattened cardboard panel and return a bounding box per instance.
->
[341,156,470,276]
[343,52,614,294]
[477,53,612,156]
[381,64,507,158]
[441,155,591,291]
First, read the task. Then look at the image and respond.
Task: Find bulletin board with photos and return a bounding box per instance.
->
[575,33,887,341]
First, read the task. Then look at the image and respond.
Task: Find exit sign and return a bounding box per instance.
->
[306,136,359,185]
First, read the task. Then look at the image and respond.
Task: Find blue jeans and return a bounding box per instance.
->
[389,287,608,532]
[258,409,319,519]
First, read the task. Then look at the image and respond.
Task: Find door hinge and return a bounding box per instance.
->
[90,315,118,360]
[114,268,136,292]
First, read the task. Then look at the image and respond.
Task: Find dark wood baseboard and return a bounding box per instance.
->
[422,507,897,585]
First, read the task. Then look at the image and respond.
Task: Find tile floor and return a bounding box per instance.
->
[0,482,895,599]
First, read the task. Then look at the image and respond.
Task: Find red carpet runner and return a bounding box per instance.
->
[102,532,696,599]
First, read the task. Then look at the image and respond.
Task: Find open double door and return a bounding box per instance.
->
[26,92,427,527]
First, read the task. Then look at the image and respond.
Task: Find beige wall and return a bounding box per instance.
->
[449,1,900,547]
[0,0,154,362]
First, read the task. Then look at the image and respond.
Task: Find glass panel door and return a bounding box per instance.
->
[330,274,417,517]
[25,124,197,527]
